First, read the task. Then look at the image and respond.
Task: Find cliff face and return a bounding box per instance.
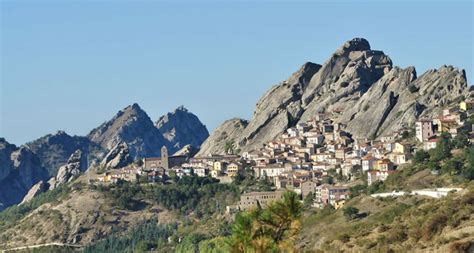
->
[26,131,104,177]
[49,150,87,190]
[199,38,472,155]
[2,104,210,210]
[0,139,49,211]
[87,103,167,159]
[155,106,209,152]
[197,118,248,156]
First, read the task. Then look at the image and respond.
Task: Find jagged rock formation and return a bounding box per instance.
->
[49,150,87,190]
[155,106,209,152]
[26,131,104,176]
[173,144,198,158]
[2,104,209,209]
[197,118,249,156]
[20,180,48,204]
[238,62,322,151]
[100,142,133,169]
[88,103,167,159]
[200,38,472,154]
[0,138,48,211]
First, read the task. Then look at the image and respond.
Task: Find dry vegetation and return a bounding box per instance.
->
[297,183,474,252]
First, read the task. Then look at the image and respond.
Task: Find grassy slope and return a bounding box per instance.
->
[0,173,176,250]
[298,182,474,252]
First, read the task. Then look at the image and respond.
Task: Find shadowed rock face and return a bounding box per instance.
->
[0,139,49,211]
[199,38,472,154]
[4,104,210,210]
[49,150,87,190]
[88,103,167,159]
[155,106,209,152]
[100,142,133,169]
[26,131,104,177]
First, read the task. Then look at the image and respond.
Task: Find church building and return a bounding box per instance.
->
[143,146,187,170]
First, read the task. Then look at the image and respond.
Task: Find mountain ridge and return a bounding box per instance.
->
[197,38,473,156]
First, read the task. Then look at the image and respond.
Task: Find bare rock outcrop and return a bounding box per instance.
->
[26,131,104,177]
[196,118,248,156]
[88,103,167,159]
[20,180,48,204]
[155,106,209,152]
[199,38,472,154]
[173,144,198,158]
[238,62,321,151]
[49,150,86,189]
[100,142,132,169]
[0,139,48,211]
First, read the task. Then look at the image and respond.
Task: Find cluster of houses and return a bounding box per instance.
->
[98,146,247,184]
[98,100,474,212]
[416,100,474,150]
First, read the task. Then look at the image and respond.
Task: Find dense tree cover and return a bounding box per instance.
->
[146,176,240,217]
[83,220,177,253]
[349,135,473,197]
[94,175,240,218]
[418,133,474,180]
[105,180,142,210]
[0,184,71,233]
[227,191,303,252]
[233,167,275,192]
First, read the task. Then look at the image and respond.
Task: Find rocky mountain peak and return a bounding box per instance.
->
[335,38,371,56]
[174,105,189,113]
[88,103,167,158]
[155,106,209,151]
[199,38,471,155]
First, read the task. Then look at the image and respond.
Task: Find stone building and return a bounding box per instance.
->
[235,190,285,211]
[143,146,187,170]
[415,119,435,142]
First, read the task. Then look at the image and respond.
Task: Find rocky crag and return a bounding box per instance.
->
[198,38,472,155]
[25,131,104,177]
[2,104,208,210]
[87,103,168,159]
[156,106,209,151]
[0,139,49,211]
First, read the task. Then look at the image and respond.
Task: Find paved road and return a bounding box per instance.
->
[1,242,83,252]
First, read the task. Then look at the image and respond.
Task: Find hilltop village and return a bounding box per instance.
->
[96,100,474,211]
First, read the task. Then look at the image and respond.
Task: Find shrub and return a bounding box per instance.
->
[343,206,359,220]
[386,226,407,243]
[337,233,350,243]
[413,150,430,164]
[422,213,448,240]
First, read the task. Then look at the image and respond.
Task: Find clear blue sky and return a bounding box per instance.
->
[1,1,473,145]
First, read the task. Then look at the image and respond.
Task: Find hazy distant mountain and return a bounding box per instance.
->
[0,138,48,211]
[155,106,209,152]
[198,38,472,155]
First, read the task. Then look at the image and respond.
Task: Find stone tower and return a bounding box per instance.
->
[161,146,169,170]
